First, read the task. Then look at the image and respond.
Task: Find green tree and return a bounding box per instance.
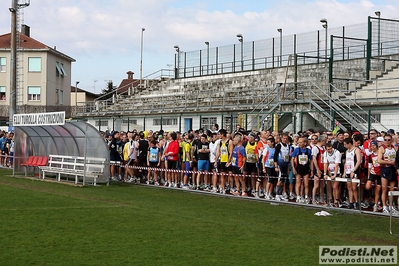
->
[101,80,115,100]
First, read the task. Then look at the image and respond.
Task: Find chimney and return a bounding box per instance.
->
[127,71,134,80]
[21,24,30,37]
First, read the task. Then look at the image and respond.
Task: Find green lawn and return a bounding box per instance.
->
[0,170,397,266]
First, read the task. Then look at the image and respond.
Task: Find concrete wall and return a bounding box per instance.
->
[86,56,399,133]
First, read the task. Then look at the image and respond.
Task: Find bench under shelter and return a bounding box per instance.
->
[13,120,110,185]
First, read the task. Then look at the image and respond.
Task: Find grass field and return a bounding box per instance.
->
[0,169,398,266]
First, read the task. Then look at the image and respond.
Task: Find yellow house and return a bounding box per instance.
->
[0,25,75,122]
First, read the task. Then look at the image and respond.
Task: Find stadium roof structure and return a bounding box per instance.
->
[13,120,109,184]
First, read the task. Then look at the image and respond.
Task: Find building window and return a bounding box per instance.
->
[0,86,5,100]
[358,113,381,123]
[59,90,63,105]
[56,61,67,77]
[0,57,6,72]
[153,118,178,126]
[55,89,59,105]
[224,116,238,132]
[122,119,137,125]
[95,120,108,126]
[28,57,41,72]
[201,117,217,131]
[28,86,41,101]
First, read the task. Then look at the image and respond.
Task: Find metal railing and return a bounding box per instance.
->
[175,17,399,79]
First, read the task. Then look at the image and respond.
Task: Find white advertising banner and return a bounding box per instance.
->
[13,111,66,126]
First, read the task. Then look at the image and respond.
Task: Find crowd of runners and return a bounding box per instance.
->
[104,125,399,215]
[0,131,14,168]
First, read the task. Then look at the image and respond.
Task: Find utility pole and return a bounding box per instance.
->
[9,0,30,125]
[9,0,17,125]
[140,28,145,88]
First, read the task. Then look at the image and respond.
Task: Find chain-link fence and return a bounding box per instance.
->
[175,17,399,79]
[370,17,399,57]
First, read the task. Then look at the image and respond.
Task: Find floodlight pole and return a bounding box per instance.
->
[174,45,180,78]
[280,29,283,67]
[375,11,381,56]
[140,28,145,88]
[75,81,79,116]
[9,0,30,124]
[9,0,17,125]
[320,19,328,62]
[237,34,243,71]
[205,41,209,75]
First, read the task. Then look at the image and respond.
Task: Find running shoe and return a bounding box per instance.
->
[279,197,288,202]
[269,194,275,200]
[360,201,369,209]
[276,195,288,202]
[391,208,399,216]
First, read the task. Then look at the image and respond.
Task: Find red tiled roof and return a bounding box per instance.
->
[0,33,47,49]
[118,79,140,93]
[0,32,75,61]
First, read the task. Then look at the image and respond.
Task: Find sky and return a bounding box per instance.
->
[0,0,397,93]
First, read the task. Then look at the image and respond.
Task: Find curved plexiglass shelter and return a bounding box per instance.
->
[14,120,109,184]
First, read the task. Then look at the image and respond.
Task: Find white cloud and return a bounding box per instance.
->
[0,0,397,91]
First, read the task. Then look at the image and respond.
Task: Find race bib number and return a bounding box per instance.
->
[298,154,308,165]
[283,155,289,162]
[231,157,237,166]
[247,154,255,163]
[149,153,157,162]
[372,157,379,167]
[268,159,274,165]
[328,163,335,173]
[345,163,354,174]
